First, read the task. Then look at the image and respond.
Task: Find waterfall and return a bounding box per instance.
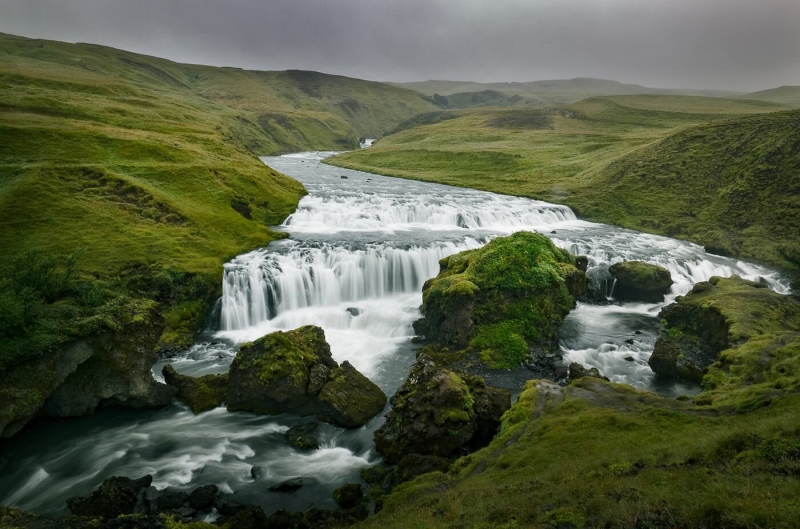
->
[219,239,484,331]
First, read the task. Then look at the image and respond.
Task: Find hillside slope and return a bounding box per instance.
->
[0,32,434,364]
[738,86,800,107]
[329,96,798,274]
[395,77,738,104]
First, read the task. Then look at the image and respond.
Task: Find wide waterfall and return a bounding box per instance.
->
[0,150,791,518]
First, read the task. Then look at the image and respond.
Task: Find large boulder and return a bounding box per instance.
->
[227,326,386,428]
[374,354,510,464]
[162,364,228,414]
[0,298,174,438]
[650,276,800,395]
[316,361,387,428]
[413,231,588,369]
[609,261,673,302]
[67,475,153,519]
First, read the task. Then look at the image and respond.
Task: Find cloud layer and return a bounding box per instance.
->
[1,0,798,91]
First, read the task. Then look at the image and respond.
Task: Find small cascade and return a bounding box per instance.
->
[219,239,483,331]
[280,193,577,233]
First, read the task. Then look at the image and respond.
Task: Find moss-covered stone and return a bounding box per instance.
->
[651,275,800,408]
[413,231,587,369]
[162,365,228,414]
[227,326,386,427]
[316,361,387,428]
[0,297,174,438]
[227,326,337,415]
[332,483,364,510]
[609,261,673,302]
[374,354,510,464]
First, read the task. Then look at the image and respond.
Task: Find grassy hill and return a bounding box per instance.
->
[738,86,800,107]
[394,77,739,105]
[329,95,799,274]
[0,32,435,362]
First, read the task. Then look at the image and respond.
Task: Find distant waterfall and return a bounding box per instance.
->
[219,239,484,331]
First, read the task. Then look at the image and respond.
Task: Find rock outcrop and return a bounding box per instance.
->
[650,276,800,395]
[162,364,228,414]
[568,362,610,383]
[413,231,588,369]
[0,298,174,438]
[227,326,386,428]
[609,261,673,302]
[374,354,510,464]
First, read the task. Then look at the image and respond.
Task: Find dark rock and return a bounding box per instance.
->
[221,507,269,529]
[227,326,385,428]
[250,465,264,480]
[346,307,362,317]
[177,506,197,518]
[624,356,635,362]
[374,354,510,463]
[360,465,387,485]
[2,300,168,438]
[162,364,228,414]
[625,338,635,345]
[144,486,188,513]
[396,454,451,482]
[227,326,337,416]
[269,477,314,492]
[266,509,305,529]
[67,475,153,519]
[568,363,609,383]
[315,361,387,428]
[215,495,248,515]
[188,484,219,510]
[553,364,569,379]
[609,261,673,302]
[649,334,716,383]
[332,483,363,510]
[340,175,348,179]
[284,422,320,450]
[230,197,252,219]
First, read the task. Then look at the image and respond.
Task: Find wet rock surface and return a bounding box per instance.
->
[609,261,673,302]
[226,326,386,428]
[374,354,510,464]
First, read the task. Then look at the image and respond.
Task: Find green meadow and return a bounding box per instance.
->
[328,95,800,274]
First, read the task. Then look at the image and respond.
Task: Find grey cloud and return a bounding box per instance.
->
[0,0,798,91]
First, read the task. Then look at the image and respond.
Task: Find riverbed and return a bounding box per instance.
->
[0,149,789,517]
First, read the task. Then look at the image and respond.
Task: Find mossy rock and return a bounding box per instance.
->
[284,422,321,450]
[227,326,386,427]
[651,276,800,407]
[162,364,228,414]
[413,231,587,369]
[316,361,387,428]
[374,354,510,464]
[609,261,673,302]
[332,483,364,510]
[227,326,337,415]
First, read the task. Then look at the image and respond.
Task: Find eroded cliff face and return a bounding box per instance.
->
[0,298,174,438]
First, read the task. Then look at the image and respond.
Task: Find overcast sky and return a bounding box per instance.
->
[1,0,798,92]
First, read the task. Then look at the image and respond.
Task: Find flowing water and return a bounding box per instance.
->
[0,148,791,517]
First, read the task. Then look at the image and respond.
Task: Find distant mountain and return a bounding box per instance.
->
[394,78,740,105]
[738,86,800,107]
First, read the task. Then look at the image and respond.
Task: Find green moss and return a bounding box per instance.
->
[236,326,330,386]
[419,232,581,369]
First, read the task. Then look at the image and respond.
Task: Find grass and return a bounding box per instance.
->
[328,95,800,273]
[0,31,436,361]
[363,379,800,528]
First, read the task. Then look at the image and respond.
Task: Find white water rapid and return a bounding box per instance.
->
[0,147,790,518]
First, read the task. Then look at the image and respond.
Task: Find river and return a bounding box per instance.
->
[0,148,790,518]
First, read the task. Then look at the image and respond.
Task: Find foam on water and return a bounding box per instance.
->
[0,149,791,517]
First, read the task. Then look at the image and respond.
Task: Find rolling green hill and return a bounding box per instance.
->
[0,32,435,361]
[394,77,739,105]
[329,95,799,274]
[738,86,800,107]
